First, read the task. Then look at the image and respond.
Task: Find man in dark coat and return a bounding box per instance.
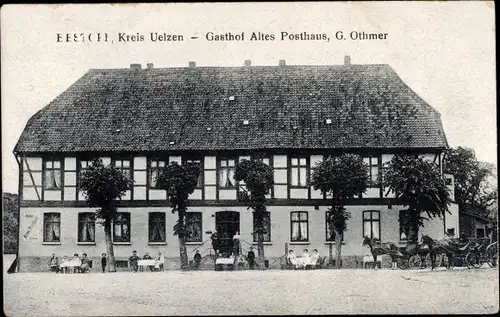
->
[101,253,107,273]
[247,247,256,269]
[211,232,220,254]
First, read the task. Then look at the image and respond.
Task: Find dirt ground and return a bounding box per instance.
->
[3,266,499,316]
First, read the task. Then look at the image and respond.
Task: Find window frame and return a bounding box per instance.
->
[218,157,237,189]
[148,157,167,190]
[77,212,96,243]
[290,211,309,242]
[289,156,309,188]
[399,210,409,242]
[43,212,61,243]
[112,212,131,243]
[183,157,204,189]
[253,211,271,243]
[363,156,381,188]
[148,212,166,243]
[325,210,344,242]
[185,212,203,243]
[362,210,381,240]
[43,158,63,191]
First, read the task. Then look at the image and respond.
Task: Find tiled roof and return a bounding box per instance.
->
[14,63,448,153]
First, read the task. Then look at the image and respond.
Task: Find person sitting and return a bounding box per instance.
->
[60,255,69,273]
[143,252,154,272]
[154,251,164,271]
[129,250,140,273]
[80,253,91,273]
[193,250,202,270]
[300,249,310,269]
[72,254,82,273]
[309,249,320,268]
[49,253,59,272]
[247,247,256,269]
[287,250,298,269]
[237,254,247,270]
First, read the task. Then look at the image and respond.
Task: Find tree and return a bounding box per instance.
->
[384,155,451,244]
[234,157,274,264]
[79,158,133,272]
[156,161,200,270]
[311,154,369,268]
[3,193,19,254]
[443,147,497,213]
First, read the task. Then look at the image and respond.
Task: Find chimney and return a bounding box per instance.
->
[279,59,286,67]
[344,55,351,65]
[146,63,154,70]
[244,60,251,67]
[188,61,196,67]
[130,63,142,70]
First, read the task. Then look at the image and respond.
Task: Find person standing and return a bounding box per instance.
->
[101,253,107,273]
[129,250,140,273]
[80,253,91,273]
[247,247,256,269]
[49,253,59,272]
[193,250,202,270]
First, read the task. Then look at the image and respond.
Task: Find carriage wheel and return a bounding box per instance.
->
[424,254,432,268]
[397,257,409,270]
[465,252,483,269]
[435,253,443,267]
[485,243,498,268]
[408,255,422,269]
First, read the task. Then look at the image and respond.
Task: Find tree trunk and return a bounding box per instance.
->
[178,234,188,270]
[335,228,342,269]
[257,231,265,264]
[104,220,116,272]
[408,210,420,244]
[329,243,333,265]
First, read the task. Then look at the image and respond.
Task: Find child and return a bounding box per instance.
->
[80,253,90,273]
[101,253,107,273]
[49,253,59,272]
[193,250,202,270]
[72,254,81,273]
[60,255,69,273]
[154,251,164,271]
[143,252,154,272]
[129,250,140,272]
[287,250,298,269]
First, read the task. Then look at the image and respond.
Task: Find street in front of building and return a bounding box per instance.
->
[4,267,498,315]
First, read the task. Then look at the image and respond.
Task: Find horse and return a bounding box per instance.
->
[361,236,404,269]
[420,235,458,270]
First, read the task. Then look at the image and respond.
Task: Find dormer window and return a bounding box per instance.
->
[243,120,249,125]
[229,96,235,101]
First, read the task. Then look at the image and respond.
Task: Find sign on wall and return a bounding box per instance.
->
[22,213,40,241]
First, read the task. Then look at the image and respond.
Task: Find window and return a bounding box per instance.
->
[78,159,94,177]
[184,158,203,188]
[325,210,344,242]
[114,159,131,179]
[185,212,202,242]
[219,158,236,188]
[290,211,308,242]
[399,210,409,241]
[363,211,380,240]
[44,159,62,190]
[290,157,308,187]
[363,157,380,187]
[78,213,95,243]
[149,159,166,188]
[113,213,130,242]
[253,212,271,242]
[446,228,455,237]
[476,228,485,239]
[148,212,166,243]
[43,213,60,242]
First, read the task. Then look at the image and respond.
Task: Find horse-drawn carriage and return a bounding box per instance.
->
[420,235,498,270]
[362,236,427,270]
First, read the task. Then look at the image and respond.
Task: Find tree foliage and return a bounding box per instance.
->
[443,147,497,212]
[156,161,200,269]
[384,154,451,242]
[234,157,274,262]
[3,193,19,254]
[79,158,133,221]
[311,154,369,267]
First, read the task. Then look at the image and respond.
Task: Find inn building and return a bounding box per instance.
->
[14,57,459,271]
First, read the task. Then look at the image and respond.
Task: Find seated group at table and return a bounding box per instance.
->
[287,249,321,269]
[50,253,92,273]
[129,250,165,272]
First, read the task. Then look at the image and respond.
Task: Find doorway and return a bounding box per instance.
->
[215,211,240,255]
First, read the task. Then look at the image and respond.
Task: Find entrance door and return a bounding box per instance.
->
[215,211,240,255]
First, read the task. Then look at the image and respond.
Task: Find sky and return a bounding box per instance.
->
[1,2,496,194]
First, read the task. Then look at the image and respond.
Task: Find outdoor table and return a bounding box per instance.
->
[215,257,235,271]
[138,259,156,272]
[60,259,82,272]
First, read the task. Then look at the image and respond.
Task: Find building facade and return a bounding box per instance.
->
[14,57,458,271]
